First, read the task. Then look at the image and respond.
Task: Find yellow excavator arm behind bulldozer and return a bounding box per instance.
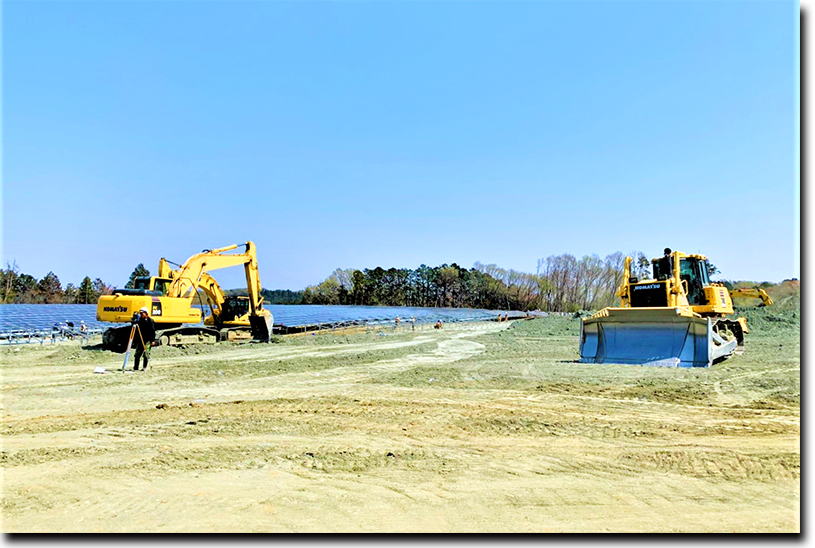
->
[730,287,774,307]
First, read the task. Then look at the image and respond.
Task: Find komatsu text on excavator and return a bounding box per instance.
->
[579,248,760,368]
[97,242,273,352]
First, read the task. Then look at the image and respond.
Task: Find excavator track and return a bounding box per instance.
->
[156,326,221,347]
[103,325,222,353]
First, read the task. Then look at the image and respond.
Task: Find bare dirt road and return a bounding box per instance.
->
[1,317,799,532]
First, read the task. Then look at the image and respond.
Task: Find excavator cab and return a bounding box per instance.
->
[220,296,251,324]
[133,277,150,290]
[133,277,172,296]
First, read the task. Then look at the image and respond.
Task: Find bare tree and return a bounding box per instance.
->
[1,261,20,303]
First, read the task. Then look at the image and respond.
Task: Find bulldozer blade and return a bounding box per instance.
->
[579,308,738,368]
[249,311,274,342]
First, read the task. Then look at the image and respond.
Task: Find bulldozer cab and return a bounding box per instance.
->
[679,257,710,306]
[650,254,711,306]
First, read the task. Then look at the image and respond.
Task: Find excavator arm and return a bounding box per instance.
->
[241,241,266,317]
[165,241,272,341]
[198,271,228,320]
[158,258,175,279]
[168,242,262,307]
[731,287,774,307]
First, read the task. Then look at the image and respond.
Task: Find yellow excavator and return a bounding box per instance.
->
[97,242,273,352]
[579,248,756,368]
[731,287,774,307]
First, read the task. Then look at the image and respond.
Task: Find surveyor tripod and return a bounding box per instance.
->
[121,323,150,372]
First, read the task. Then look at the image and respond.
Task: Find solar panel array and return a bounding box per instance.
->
[0,303,514,333]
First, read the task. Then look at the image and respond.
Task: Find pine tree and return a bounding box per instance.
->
[14,274,38,303]
[125,264,150,289]
[78,276,95,304]
[93,278,112,296]
[63,283,79,304]
[38,272,64,303]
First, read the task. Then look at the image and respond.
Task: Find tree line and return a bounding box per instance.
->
[3,255,786,312]
[0,262,114,304]
[300,251,658,312]
[259,289,305,304]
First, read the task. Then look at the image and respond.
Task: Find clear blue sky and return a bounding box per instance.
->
[2,1,799,291]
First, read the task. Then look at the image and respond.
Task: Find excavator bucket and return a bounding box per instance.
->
[249,310,274,342]
[579,308,738,368]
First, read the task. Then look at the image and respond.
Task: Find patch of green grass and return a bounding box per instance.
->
[1,344,115,364]
[736,306,800,333]
[375,313,799,409]
[372,365,469,387]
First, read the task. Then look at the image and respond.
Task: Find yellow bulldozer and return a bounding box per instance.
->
[97,242,273,352]
[579,248,765,368]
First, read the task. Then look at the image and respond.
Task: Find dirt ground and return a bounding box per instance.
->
[0,315,799,532]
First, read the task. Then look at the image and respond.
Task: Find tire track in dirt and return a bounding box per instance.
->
[155,328,499,405]
[712,366,800,406]
[156,336,438,366]
[497,389,800,420]
[1,326,504,421]
[157,332,493,431]
[388,384,800,420]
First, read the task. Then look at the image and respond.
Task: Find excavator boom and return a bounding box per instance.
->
[731,287,774,307]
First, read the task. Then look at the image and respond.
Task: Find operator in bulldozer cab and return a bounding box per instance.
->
[655,248,673,280]
[653,248,708,305]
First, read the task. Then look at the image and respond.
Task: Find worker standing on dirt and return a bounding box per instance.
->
[133,307,156,371]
